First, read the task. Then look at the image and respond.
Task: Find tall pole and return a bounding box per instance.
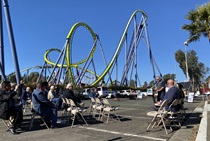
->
[0,0,6,81]
[184,40,189,81]
[3,0,21,84]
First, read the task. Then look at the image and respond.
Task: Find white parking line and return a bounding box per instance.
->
[117,114,151,119]
[79,126,167,141]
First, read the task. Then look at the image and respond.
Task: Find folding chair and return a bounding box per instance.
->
[94,98,104,120]
[23,99,32,112]
[89,97,96,116]
[68,99,88,128]
[178,98,186,118]
[146,99,169,134]
[29,109,50,130]
[61,98,71,116]
[101,98,121,123]
[2,118,12,130]
[166,99,182,128]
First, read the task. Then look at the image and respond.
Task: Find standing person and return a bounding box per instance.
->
[0,81,23,134]
[17,80,26,98]
[32,82,58,128]
[62,83,84,108]
[154,76,166,103]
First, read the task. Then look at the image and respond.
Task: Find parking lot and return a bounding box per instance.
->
[0,96,204,141]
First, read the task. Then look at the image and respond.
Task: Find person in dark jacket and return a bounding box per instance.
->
[21,86,32,111]
[162,79,181,112]
[62,83,83,107]
[0,81,23,134]
[32,82,58,128]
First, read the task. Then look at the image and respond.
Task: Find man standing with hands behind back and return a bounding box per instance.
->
[154,76,165,103]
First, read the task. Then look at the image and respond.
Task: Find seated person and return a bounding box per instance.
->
[161,79,181,112]
[151,79,181,112]
[62,83,84,108]
[32,82,58,128]
[47,85,62,109]
[21,86,32,111]
[0,81,23,134]
[89,88,97,98]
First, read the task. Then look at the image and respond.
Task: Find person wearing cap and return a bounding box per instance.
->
[62,83,83,107]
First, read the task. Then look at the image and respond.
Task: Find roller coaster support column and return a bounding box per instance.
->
[3,0,21,83]
[0,1,6,80]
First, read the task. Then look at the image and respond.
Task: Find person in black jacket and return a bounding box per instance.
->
[62,83,83,107]
[0,81,23,134]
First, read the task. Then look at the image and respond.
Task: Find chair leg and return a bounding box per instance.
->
[29,114,35,131]
[71,114,76,128]
[40,117,50,129]
[106,113,110,123]
[161,117,168,134]
[79,113,88,126]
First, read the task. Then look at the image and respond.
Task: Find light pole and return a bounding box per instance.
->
[184,40,190,82]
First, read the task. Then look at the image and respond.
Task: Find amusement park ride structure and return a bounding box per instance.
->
[0,1,161,87]
[0,0,21,84]
[37,10,162,87]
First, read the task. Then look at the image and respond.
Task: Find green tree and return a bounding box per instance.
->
[163,74,176,82]
[143,81,148,88]
[28,72,39,83]
[175,49,209,83]
[129,79,135,87]
[7,72,16,82]
[182,2,210,42]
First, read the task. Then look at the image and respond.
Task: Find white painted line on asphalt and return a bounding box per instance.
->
[117,114,151,119]
[119,107,141,110]
[79,126,167,141]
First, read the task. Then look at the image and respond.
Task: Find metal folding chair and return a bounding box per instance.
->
[68,99,88,128]
[101,98,121,123]
[146,99,169,134]
[29,109,50,130]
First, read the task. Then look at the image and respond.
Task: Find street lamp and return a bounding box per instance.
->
[184,39,190,82]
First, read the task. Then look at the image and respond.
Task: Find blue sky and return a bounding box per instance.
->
[2,0,210,84]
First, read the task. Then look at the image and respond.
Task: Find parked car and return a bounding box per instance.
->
[97,86,109,98]
[80,88,90,99]
[106,91,117,99]
[120,90,130,97]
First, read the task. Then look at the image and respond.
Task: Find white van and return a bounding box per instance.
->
[146,88,153,96]
[97,86,109,97]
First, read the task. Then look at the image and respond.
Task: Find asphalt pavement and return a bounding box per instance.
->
[0,96,204,141]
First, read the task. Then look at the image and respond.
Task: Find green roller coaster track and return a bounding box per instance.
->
[44,10,148,87]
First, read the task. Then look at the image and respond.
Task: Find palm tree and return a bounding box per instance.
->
[182,2,210,43]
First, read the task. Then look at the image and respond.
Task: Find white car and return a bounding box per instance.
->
[106,91,117,99]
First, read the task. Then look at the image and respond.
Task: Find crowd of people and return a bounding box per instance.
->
[0,76,186,135]
[0,80,85,134]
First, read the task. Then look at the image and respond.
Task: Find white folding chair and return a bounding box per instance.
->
[101,98,121,123]
[89,98,96,116]
[166,99,182,128]
[94,98,104,120]
[68,99,88,128]
[29,109,50,130]
[146,99,169,134]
